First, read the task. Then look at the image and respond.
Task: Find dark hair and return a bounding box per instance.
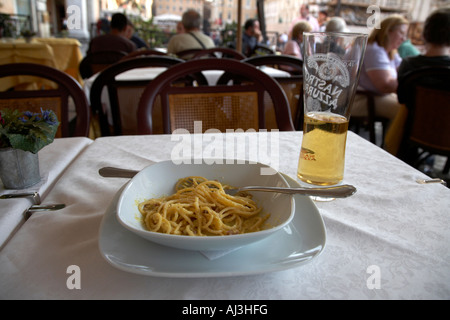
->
[244,19,257,31]
[110,13,128,31]
[423,9,450,46]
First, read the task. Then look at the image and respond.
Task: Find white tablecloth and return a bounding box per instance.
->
[0,137,92,249]
[82,66,291,128]
[0,132,449,299]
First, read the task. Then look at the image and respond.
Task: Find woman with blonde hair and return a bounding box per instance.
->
[352,15,409,154]
[283,21,312,59]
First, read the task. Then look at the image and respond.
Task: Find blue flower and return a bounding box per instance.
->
[21,111,41,121]
[40,108,58,125]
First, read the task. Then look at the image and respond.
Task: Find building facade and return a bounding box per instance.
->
[1,0,447,43]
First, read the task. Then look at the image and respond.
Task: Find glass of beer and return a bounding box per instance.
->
[297,32,367,186]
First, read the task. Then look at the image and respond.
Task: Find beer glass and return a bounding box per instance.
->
[297,32,367,186]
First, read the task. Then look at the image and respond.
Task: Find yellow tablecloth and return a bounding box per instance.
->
[34,38,83,84]
[0,38,83,90]
[0,41,56,90]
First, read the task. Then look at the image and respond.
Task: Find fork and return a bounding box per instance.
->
[99,167,357,198]
[221,185,357,198]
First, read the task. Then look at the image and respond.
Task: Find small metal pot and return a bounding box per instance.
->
[0,148,41,189]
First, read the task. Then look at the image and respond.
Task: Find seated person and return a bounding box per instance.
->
[352,15,409,155]
[397,39,420,58]
[396,9,450,164]
[318,10,329,32]
[398,8,450,96]
[176,21,185,34]
[167,10,215,58]
[283,21,311,59]
[325,16,349,32]
[242,18,262,57]
[126,20,148,50]
[87,13,137,54]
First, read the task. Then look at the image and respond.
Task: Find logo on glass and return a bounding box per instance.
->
[304,53,350,111]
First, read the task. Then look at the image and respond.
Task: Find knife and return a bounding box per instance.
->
[24,204,66,220]
[0,192,41,204]
[99,167,138,178]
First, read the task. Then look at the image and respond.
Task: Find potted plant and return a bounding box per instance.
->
[20,29,36,42]
[0,108,59,189]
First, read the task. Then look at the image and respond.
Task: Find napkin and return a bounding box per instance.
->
[200,247,242,260]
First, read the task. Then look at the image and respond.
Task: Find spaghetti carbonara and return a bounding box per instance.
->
[138,176,270,236]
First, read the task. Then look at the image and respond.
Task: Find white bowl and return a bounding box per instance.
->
[116,159,295,251]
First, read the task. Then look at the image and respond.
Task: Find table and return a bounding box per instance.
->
[0,41,56,91]
[0,137,92,250]
[0,38,83,90]
[0,131,449,300]
[34,38,84,84]
[83,65,291,103]
[82,66,291,135]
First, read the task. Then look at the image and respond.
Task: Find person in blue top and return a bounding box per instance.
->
[242,19,262,57]
[351,15,410,155]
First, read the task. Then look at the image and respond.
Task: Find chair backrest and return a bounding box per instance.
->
[137,58,295,134]
[79,50,127,79]
[175,49,203,60]
[241,54,304,130]
[0,63,90,137]
[89,56,187,136]
[397,66,450,156]
[121,49,168,61]
[191,48,246,60]
[253,44,276,56]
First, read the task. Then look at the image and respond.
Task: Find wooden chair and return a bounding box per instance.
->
[89,56,188,136]
[191,48,246,60]
[397,66,450,174]
[174,49,203,60]
[79,50,127,79]
[137,58,295,134]
[350,90,389,146]
[253,44,276,56]
[120,49,168,61]
[0,63,90,137]
[242,54,304,130]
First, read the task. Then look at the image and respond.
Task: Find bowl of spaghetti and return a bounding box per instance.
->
[116,159,295,251]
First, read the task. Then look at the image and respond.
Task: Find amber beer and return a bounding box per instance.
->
[298,32,367,187]
[298,112,349,185]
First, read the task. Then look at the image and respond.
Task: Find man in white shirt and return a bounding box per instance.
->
[167,10,215,58]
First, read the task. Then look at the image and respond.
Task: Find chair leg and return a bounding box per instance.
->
[379,120,388,148]
[366,94,377,144]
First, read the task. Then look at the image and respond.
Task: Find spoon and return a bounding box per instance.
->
[416,178,446,186]
[24,204,66,220]
[98,167,357,199]
[0,191,41,204]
